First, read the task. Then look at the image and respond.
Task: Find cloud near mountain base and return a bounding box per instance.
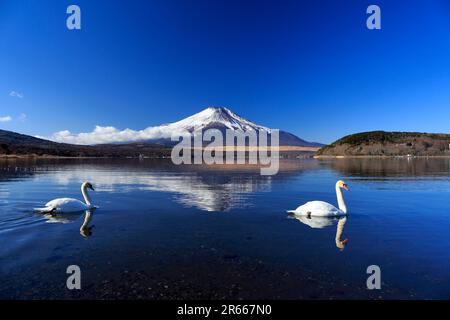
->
[44,125,181,145]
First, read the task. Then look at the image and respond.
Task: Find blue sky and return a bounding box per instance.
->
[1,0,450,144]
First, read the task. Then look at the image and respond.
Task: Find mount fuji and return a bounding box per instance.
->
[0,107,322,157]
[140,107,323,148]
[44,106,323,147]
[159,107,270,133]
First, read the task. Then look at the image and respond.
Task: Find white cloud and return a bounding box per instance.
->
[9,91,24,98]
[43,107,264,145]
[18,113,27,122]
[0,116,12,122]
[46,124,184,145]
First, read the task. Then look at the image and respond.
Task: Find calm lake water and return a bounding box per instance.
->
[1,158,450,299]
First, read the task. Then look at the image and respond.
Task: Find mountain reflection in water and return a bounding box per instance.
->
[0,159,317,212]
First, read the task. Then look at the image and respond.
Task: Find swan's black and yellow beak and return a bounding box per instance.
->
[87,183,95,191]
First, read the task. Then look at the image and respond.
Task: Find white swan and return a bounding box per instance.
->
[34,182,96,213]
[288,180,349,217]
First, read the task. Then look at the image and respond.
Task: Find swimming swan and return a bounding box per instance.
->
[288,180,349,217]
[34,182,96,213]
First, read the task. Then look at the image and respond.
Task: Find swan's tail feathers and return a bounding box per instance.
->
[34,207,56,214]
[287,210,298,219]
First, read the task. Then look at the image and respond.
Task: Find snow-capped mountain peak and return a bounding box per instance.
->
[164,107,270,133]
[45,106,323,147]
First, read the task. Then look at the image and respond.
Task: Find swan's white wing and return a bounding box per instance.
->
[44,211,84,223]
[43,198,88,213]
[289,201,344,217]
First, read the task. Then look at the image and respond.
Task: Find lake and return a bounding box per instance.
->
[1,158,450,299]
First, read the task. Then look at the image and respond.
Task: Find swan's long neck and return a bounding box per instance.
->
[336,185,347,214]
[81,184,92,206]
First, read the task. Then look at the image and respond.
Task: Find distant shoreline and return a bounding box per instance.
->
[315,155,450,159]
[0,154,169,159]
[0,146,320,160]
[4,153,450,160]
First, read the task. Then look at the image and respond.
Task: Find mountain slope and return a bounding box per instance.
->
[44,106,323,147]
[317,131,450,156]
[0,107,323,157]
[162,107,270,132]
[144,107,323,147]
[0,129,170,157]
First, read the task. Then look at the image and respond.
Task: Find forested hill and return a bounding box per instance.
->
[317,131,450,157]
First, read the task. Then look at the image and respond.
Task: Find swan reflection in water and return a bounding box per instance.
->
[288,213,349,251]
[42,208,95,238]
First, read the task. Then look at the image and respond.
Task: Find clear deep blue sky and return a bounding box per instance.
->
[1,0,450,143]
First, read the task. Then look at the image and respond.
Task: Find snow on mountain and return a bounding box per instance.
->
[46,107,322,147]
[161,107,270,133]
